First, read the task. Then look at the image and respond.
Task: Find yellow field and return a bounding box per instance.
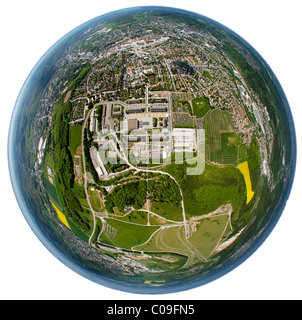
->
[50,201,70,229]
[144,280,165,284]
[238,161,254,204]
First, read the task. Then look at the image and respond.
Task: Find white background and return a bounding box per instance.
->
[1,0,301,300]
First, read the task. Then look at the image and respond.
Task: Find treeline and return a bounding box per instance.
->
[52,100,74,189]
[246,137,261,186]
[96,105,103,131]
[83,127,99,182]
[98,170,133,186]
[68,64,90,92]
[52,100,89,231]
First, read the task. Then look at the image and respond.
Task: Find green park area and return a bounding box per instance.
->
[88,186,102,210]
[69,124,82,155]
[192,97,212,118]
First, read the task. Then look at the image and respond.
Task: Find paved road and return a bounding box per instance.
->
[81,108,97,245]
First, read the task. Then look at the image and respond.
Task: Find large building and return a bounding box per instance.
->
[127,119,138,130]
[173,128,196,153]
[89,147,108,179]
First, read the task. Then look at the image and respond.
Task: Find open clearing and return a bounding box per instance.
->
[132,205,232,266]
[192,97,212,118]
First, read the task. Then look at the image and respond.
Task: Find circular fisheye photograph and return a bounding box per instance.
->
[8,5,296,294]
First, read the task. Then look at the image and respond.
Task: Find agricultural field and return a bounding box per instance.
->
[238,161,255,204]
[43,152,63,210]
[51,200,70,229]
[221,132,239,165]
[204,109,238,165]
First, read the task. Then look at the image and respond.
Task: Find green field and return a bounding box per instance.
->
[134,226,192,256]
[159,226,193,256]
[150,201,182,222]
[69,124,82,155]
[118,211,149,225]
[188,215,230,258]
[204,109,237,164]
[192,97,212,118]
[68,218,90,243]
[164,161,246,218]
[100,218,159,249]
[133,212,231,265]
[221,132,239,165]
[88,186,102,210]
[238,144,248,163]
[43,152,62,210]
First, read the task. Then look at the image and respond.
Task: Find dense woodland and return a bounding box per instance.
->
[105,180,147,213]
[52,99,89,231]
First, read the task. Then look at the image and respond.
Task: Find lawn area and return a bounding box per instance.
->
[192,97,212,118]
[150,200,183,222]
[69,124,82,156]
[119,211,148,225]
[88,186,102,210]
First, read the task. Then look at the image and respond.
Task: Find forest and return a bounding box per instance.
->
[52,99,90,231]
[105,181,147,213]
